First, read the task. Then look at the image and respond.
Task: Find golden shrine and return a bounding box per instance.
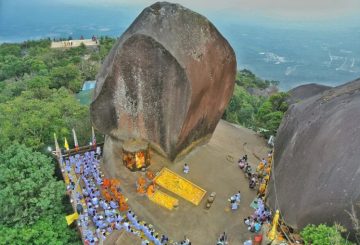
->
[122,139,150,171]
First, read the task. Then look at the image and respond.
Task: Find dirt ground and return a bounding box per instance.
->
[101,120,270,244]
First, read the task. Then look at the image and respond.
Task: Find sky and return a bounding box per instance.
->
[1,0,359,89]
[56,0,360,20]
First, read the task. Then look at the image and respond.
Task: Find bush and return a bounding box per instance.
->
[301,224,353,245]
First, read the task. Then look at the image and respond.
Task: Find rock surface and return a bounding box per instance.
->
[287,83,331,105]
[91,2,236,160]
[267,78,360,233]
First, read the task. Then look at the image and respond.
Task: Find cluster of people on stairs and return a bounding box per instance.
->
[62,150,193,245]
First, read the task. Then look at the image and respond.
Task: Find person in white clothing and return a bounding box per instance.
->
[183,163,190,174]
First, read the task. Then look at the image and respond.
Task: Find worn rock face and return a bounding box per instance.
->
[267,78,360,234]
[91,2,236,160]
[287,83,332,105]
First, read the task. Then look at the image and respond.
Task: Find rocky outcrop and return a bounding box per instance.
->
[90,2,236,160]
[267,78,360,234]
[287,83,331,105]
[246,85,278,97]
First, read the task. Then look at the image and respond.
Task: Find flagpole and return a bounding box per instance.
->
[92,126,96,150]
[54,133,60,156]
[72,128,79,152]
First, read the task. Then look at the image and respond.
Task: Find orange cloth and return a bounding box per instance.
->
[116,192,126,203]
[147,184,155,197]
[110,179,120,188]
[110,185,117,195]
[103,178,111,189]
[118,194,128,211]
[113,190,120,200]
[146,171,155,180]
[105,192,112,202]
[119,201,129,212]
[258,182,267,195]
[137,186,146,194]
[256,162,265,172]
[137,177,146,186]
[102,189,112,202]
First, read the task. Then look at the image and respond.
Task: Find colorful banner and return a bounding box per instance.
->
[64,137,69,151]
[65,212,79,225]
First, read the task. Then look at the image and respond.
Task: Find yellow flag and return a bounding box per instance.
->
[64,174,70,185]
[65,212,79,225]
[268,210,280,240]
[64,137,69,151]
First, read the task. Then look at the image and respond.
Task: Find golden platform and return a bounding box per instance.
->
[148,190,179,210]
[154,168,206,206]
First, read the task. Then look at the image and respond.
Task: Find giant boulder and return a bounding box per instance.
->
[287,83,332,105]
[267,78,360,233]
[91,2,236,160]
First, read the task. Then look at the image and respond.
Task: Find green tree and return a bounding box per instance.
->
[0,55,30,80]
[0,144,65,226]
[50,64,83,92]
[0,215,81,245]
[27,58,47,74]
[301,224,353,245]
[235,69,279,90]
[0,88,91,151]
[0,78,27,102]
[0,43,21,58]
[223,84,264,127]
[268,92,289,112]
[26,76,52,99]
[255,92,289,137]
[79,60,100,81]
[99,36,116,60]
[0,144,81,244]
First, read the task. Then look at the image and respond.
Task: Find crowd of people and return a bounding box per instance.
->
[243,198,272,233]
[238,151,273,197]
[234,151,275,244]
[60,139,275,244]
[61,149,193,245]
[62,41,73,47]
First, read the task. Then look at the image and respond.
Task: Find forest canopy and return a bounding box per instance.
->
[0,37,115,244]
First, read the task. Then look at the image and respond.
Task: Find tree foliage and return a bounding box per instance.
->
[0,215,81,245]
[255,92,289,137]
[236,69,279,89]
[0,88,91,151]
[99,36,116,60]
[301,224,353,245]
[0,144,80,244]
[223,70,288,137]
[0,144,65,226]
[50,64,82,92]
[223,85,264,127]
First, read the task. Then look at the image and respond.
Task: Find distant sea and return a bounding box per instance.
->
[1,0,360,91]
